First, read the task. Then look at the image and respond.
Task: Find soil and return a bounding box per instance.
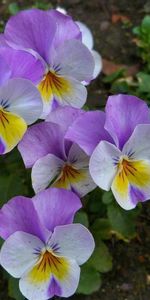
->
[0,0,150,299]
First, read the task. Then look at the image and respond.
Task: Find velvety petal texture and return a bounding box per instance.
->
[0,55,11,86]
[32,188,82,232]
[0,47,45,84]
[0,78,42,154]
[48,9,81,48]
[18,122,66,168]
[5,9,57,63]
[66,111,113,155]
[105,94,150,149]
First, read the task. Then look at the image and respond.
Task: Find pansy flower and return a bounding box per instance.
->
[18,107,96,196]
[0,188,94,300]
[0,57,42,154]
[3,9,94,118]
[66,94,150,210]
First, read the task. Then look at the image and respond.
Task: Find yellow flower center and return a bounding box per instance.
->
[29,249,69,284]
[38,70,71,103]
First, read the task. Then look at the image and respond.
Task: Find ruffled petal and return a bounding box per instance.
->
[66,111,113,155]
[105,94,150,149]
[32,154,64,193]
[48,9,81,48]
[90,140,121,191]
[0,196,48,241]
[0,78,43,125]
[32,188,82,232]
[50,224,95,265]
[5,9,57,63]
[0,231,44,277]
[0,47,45,84]
[18,122,66,168]
[52,39,94,82]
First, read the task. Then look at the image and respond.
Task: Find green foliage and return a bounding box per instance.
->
[77,265,102,295]
[8,3,20,15]
[107,201,141,241]
[88,240,113,273]
[8,278,25,300]
[74,211,89,227]
[133,15,150,70]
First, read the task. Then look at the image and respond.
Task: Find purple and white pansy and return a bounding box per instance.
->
[0,188,94,300]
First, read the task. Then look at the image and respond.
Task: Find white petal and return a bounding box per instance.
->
[92,50,102,78]
[0,78,43,124]
[32,154,64,193]
[123,124,150,160]
[50,224,95,265]
[0,231,44,278]
[76,21,94,50]
[55,76,87,109]
[89,141,121,191]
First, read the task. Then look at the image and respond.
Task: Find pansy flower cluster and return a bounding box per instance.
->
[0,7,150,300]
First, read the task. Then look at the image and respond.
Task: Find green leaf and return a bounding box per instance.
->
[91,218,111,240]
[8,3,20,15]
[142,15,150,31]
[74,211,89,227]
[102,191,113,205]
[107,201,140,240]
[88,188,106,214]
[8,277,25,300]
[77,265,102,295]
[88,241,113,273]
[137,72,150,93]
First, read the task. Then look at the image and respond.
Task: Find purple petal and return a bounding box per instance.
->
[0,55,11,86]
[5,9,57,63]
[0,47,45,84]
[0,34,8,47]
[18,122,66,168]
[65,111,113,155]
[105,94,150,150]
[46,106,84,133]
[48,9,81,48]
[0,196,48,242]
[130,186,145,205]
[32,188,82,232]
[0,139,5,154]
[52,39,94,82]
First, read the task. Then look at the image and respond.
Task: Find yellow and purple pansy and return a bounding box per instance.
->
[0,188,94,300]
[18,107,96,197]
[2,9,95,118]
[0,56,43,154]
[66,94,150,209]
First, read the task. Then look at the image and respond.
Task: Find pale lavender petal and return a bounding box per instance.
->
[32,188,82,232]
[122,124,150,160]
[92,50,102,79]
[89,140,121,191]
[0,47,45,84]
[32,154,64,193]
[105,94,150,150]
[0,55,11,85]
[76,21,94,50]
[18,122,66,168]
[0,196,48,241]
[0,231,44,277]
[50,224,95,265]
[65,111,113,155]
[5,9,57,63]
[52,39,94,82]
[1,78,43,125]
[46,106,84,133]
[48,9,81,48]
